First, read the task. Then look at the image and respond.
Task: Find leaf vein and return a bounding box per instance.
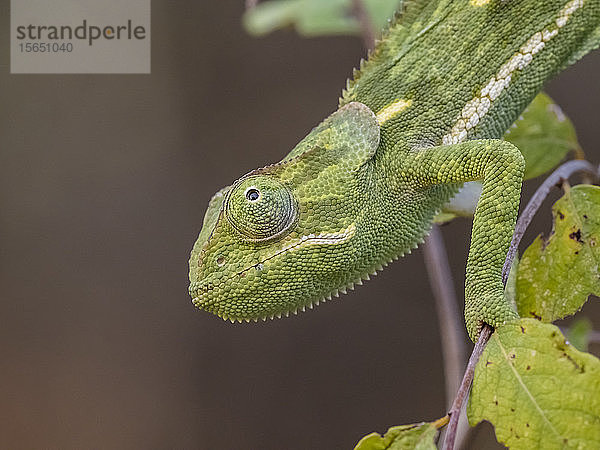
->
[494,333,563,442]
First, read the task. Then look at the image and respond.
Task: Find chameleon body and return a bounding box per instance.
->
[189,0,600,340]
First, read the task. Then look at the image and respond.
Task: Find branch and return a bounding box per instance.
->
[423,225,467,406]
[423,226,470,448]
[442,324,493,450]
[351,0,377,50]
[502,160,599,284]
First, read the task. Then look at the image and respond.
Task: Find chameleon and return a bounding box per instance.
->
[189,0,600,341]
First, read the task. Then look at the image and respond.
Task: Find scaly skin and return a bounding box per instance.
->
[189,0,600,341]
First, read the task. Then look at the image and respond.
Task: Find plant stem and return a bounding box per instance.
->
[502,160,599,284]
[423,225,470,448]
[442,324,493,450]
[423,225,467,406]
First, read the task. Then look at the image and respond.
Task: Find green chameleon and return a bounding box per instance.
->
[189,0,600,341]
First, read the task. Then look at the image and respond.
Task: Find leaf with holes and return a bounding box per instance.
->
[468,319,600,449]
[353,417,447,450]
[504,92,580,180]
[516,185,600,322]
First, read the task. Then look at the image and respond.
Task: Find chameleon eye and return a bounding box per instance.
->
[225,176,297,242]
[245,188,260,202]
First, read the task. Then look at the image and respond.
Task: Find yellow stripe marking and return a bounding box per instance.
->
[375,99,412,125]
[470,0,492,6]
[443,0,584,146]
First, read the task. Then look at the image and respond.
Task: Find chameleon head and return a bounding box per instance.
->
[188,102,381,321]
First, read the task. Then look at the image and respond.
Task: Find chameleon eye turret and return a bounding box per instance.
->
[225,176,297,242]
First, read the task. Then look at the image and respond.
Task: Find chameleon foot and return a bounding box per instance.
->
[465,290,519,341]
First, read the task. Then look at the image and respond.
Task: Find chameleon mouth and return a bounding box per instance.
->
[189,223,357,306]
[191,220,434,323]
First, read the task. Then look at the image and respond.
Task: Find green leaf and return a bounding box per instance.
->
[516,185,600,322]
[567,317,594,352]
[354,417,447,450]
[243,0,400,37]
[468,319,600,449]
[504,92,580,180]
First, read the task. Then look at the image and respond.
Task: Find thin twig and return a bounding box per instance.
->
[442,324,493,450]
[502,160,599,284]
[423,225,467,405]
[351,0,377,50]
[423,225,470,448]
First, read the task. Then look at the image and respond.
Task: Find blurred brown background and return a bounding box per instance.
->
[1,2,599,449]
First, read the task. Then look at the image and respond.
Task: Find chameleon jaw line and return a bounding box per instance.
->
[191,223,357,301]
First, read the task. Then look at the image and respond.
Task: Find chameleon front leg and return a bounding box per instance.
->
[403,139,525,341]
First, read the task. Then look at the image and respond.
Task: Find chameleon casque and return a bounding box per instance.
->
[189,0,600,340]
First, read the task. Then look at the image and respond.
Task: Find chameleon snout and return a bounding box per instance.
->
[189,280,213,305]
